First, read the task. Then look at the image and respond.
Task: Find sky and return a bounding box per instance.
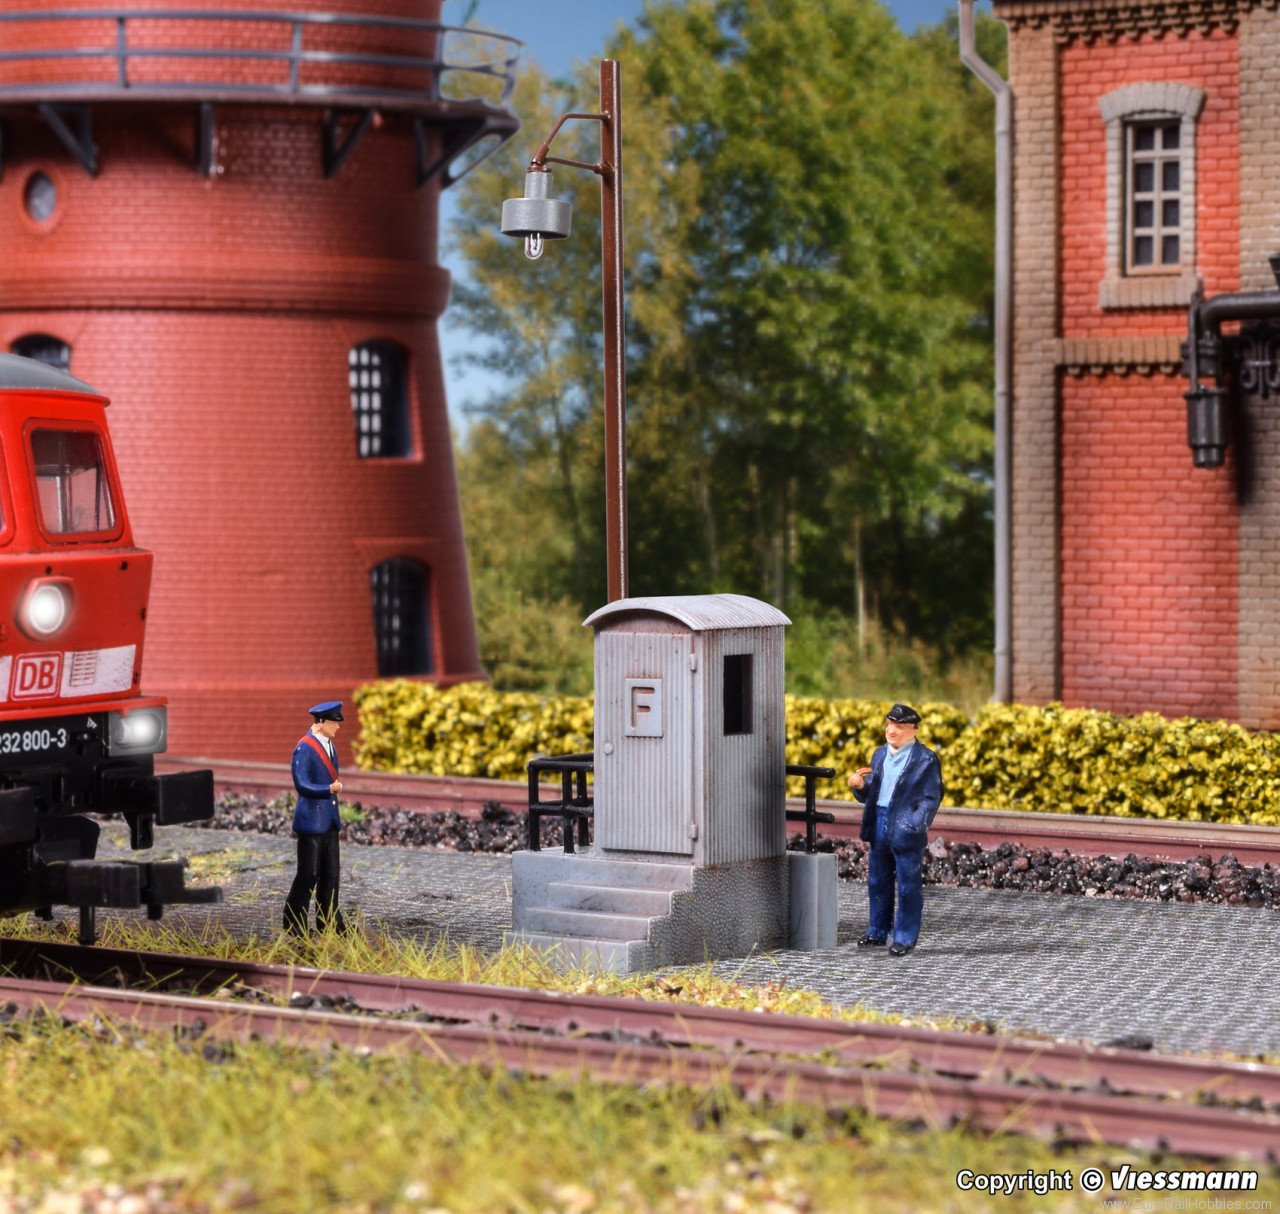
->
[435,0,991,421]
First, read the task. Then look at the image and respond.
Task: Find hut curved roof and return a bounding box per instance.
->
[583,594,790,632]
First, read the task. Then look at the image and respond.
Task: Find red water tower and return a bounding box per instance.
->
[0,3,519,760]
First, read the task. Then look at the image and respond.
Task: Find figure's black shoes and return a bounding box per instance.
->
[888,942,915,957]
[856,934,887,948]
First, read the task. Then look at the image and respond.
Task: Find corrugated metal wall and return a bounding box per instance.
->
[703,628,787,865]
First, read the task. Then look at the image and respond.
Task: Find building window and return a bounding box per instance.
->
[348,341,411,459]
[1098,82,1204,309]
[11,335,71,370]
[723,654,753,736]
[370,558,433,676]
[1125,121,1182,274]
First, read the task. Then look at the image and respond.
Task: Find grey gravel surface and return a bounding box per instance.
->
[82,823,1280,1059]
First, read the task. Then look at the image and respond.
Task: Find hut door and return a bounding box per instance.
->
[595,629,695,855]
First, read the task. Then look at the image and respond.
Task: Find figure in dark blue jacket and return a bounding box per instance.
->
[848,703,944,957]
[283,700,348,936]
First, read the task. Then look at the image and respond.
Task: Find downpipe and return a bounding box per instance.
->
[958,0,1013,703]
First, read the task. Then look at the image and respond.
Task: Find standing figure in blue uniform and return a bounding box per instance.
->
[848,703,943,957]
[283,700,348,936]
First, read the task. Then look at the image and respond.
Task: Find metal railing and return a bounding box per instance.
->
[784,763,836,853]
[525,754,838,856]
[0,9,521,107]
[526,753,594,854]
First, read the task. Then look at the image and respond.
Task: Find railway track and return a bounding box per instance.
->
[3,937,1278,1163]
[160,757,1280,865]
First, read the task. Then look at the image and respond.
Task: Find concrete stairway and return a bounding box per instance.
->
[506,850,694,972]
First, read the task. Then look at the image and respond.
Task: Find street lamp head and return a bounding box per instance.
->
[501,168,572,260]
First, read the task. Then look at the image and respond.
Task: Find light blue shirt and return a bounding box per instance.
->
[876,740,915,809]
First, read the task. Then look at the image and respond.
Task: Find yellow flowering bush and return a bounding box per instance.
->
[945,702,1280,825]
[353,680,592,780]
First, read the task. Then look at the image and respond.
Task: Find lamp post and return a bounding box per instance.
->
[500,59,628,602]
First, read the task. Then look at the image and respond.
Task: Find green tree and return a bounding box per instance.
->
[448,0,1003,675]
[617,0,998,640]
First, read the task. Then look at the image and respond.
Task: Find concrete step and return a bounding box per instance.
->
[544,881,674,917]
[504,930,642,974]
[521,906,652,943]
[515,849,694,892]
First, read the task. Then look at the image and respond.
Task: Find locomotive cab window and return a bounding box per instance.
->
[29,429,116,536]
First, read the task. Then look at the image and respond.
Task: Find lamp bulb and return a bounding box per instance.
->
[524,233,544,260]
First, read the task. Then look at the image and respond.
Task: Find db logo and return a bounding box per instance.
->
[12,654,62,700]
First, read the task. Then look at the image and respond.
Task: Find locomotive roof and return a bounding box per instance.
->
[0,354,104,398]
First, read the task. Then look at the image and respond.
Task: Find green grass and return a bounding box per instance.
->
[0,913,978,1029]
[5,1015,1273,1214]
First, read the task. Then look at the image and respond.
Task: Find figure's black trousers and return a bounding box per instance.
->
[283,826,341,934]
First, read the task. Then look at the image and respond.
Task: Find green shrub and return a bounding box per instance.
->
[355,683,1280,827]
[946,702,1280,826]
[353,679,593,779]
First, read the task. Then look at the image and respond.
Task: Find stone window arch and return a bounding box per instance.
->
[1098,82,1205,310]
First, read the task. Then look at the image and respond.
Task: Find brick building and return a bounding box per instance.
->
[0,3,519,759]
[991,0,1280,727]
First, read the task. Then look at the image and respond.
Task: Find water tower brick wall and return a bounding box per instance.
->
[0,0,489,761]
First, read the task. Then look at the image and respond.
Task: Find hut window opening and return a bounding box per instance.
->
[723,654,753,736]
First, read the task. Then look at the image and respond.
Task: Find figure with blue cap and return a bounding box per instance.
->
[847,703,944,957]
[283,700,349,936]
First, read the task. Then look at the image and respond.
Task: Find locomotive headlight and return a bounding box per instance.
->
[108,707,167,756]
[18,578,73,639]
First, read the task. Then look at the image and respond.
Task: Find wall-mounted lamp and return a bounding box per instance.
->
[1183,254,1280,468]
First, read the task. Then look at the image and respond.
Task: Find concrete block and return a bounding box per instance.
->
[788,851,837,950]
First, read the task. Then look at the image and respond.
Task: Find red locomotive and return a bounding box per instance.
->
[0,353,218,941]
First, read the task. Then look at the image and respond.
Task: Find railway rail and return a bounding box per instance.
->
[159,757,1280,866]
[2,937,1278,1163]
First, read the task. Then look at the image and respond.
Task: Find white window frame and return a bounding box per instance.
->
[1098,82,1204,309]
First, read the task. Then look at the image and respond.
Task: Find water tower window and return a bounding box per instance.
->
[23,173,57,225]
[723,654,753,736]
[11,335,71,371]
[370,558,434,676]
[349,342,411,459]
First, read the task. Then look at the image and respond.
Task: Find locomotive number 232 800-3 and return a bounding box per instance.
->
[0,727,70,755]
